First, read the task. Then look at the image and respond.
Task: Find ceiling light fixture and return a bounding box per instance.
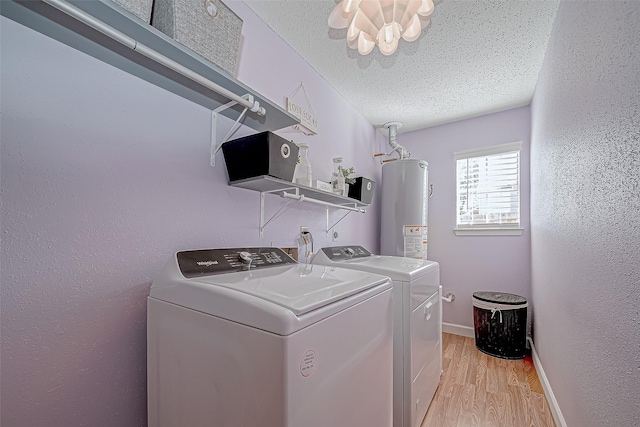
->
[328,0,435,56]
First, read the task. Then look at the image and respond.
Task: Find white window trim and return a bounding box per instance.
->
[454,141,522,160]
[454,141,523,236]
[454,228,524,236]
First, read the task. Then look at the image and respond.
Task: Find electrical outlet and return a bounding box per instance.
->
[332,230,339,242]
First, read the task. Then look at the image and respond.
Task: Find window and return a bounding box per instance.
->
[454,142,523,236]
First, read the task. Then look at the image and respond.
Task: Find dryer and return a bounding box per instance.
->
[147,247,393,427]
[312,245,441,427]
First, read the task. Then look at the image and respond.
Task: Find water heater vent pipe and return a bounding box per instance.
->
[384,121,410,160]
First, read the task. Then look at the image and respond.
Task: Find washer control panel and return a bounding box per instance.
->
[177,247,296,278]
[320,246,371,260]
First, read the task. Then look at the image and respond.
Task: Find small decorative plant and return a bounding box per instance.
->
[340,165,356,185]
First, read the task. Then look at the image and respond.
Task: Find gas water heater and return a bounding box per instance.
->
[380,158,429,259]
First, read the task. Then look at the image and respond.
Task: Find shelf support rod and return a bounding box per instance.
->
[42,0,265,116]
[281,192,366,213]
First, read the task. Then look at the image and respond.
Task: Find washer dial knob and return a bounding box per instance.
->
[238,251,253,264]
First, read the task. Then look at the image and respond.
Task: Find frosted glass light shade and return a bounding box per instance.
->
[401,14,422,41]
[328,0,435,56]
[358,32,376,55]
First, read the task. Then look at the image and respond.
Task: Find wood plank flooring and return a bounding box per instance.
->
[421,333,556,427]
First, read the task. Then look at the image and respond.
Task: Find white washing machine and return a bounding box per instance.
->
[147,247,393,427]
[312,246,442,427]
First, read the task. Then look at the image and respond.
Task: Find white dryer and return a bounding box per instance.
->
[147,247,393,427]
[312,246,442,427]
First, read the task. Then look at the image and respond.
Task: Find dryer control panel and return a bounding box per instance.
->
[320,246,371,260]
[177,247,296,278]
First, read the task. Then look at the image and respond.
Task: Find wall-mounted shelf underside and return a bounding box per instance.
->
[1,0,299,132]
[231,176,369,237]
[231,176,369,208]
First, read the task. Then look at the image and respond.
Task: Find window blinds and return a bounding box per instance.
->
[455,142,521,228]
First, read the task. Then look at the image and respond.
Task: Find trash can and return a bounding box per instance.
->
[473,291,528,359]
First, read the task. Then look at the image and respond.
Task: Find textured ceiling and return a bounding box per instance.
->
[243,0,560,133]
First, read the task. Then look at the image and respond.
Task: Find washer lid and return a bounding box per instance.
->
[150,251,391,335]
[338,256,439,281]
[190,264,389,315]
[313,247,439,281]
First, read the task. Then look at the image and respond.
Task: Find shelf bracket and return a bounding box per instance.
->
[210,94,256,167]
[326,208,354,236]
[259,191,296,238]
[258,187,299,237]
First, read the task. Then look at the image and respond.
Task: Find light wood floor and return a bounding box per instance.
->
[421,333,556,427]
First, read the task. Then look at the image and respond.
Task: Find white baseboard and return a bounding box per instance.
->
[527,337,567,427]
[442,322,475,338]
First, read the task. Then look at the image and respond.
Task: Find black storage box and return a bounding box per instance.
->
[473,291,528,359]
[348,177,376,204]
[221,132,299,182]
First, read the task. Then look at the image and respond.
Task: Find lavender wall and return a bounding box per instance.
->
[530,2,640,426]
[0,3,383,425]
[398,106,532,328]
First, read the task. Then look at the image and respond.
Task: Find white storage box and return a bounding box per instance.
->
[113,0,153,23]
[152,0,243,76]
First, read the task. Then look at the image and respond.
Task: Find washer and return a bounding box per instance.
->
[312,245,441,427]
[147,247,393,427]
